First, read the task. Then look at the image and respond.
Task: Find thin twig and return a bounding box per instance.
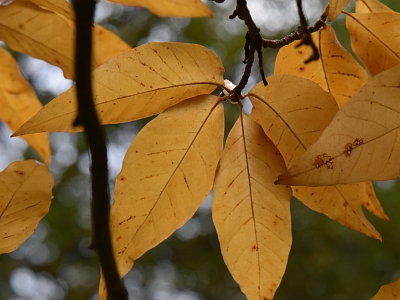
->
[72,0,128,299]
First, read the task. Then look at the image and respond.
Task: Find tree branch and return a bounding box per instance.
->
[72,0,128,299]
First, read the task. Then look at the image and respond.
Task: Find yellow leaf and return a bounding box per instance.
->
[0,160,53,254]
[14,42,224,135]
[105,0,212,18]
[248,74,338,167]
[372,278,400,300]
[277,64,400,186]
[99,95,224,300]
[22,0,74,20]
[356,0,392,13]
[364,181,389,220]
[328,0,350,21]
[213,113,292,300]
[346,11,400,76]
[0,1,130,79]
[275,25,369,108]
[249,75,382,239]
[293,184,381,240]
[0,48,51,165]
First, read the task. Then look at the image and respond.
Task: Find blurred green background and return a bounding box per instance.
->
[1,0,400,299]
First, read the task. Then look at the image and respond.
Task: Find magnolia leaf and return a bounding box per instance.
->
[356,0,392,13]
[105,0,212,18]
[0,160,53,254]
[0,48,51,165]
[248,74,338,168]
[364,181,389,220]
[372,279,400,300]
[346,11,400,76]
[277,64,400,186]
[213,114,292,300]
[249,75,382,239]
[275,25,369,108]
[14,42,224,135]
[0,1,130,80]
[329,0,350,21]
[99,95,224,299]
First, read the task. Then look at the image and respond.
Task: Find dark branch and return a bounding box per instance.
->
[72,0,128,299]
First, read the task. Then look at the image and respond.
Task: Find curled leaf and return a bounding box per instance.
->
[213,114,292,300]
[275,25,369,108]
[329,0,350,21]
[99,95,224,299]
[346,11,400,76]
[277,64,400,186]
[0,48,51,165]
[0,160,53,254]
[105,0,212,18]
[14,42,224,135]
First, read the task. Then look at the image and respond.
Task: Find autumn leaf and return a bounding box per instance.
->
[275,25,369,108]
[0,160,53,254]
[356,0,392,13]
[364,181,389,221]
[106,0,212,18]
[23,0,74,20]
[346,11,400,76]
[372,278,400,300]
[14,42,224,135]
[99,95,224,299]
[249,75,382,239]
[213,113,292,300]
[0,48,51,165]
[277,64,400,186]
[328,0,350,21]
[0,1,130,79]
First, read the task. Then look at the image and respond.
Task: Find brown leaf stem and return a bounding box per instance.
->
[71,0,128,299]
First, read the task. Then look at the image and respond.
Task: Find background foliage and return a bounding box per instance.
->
[1,0,400,299]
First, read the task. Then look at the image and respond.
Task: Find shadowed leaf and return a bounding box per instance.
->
[14,42,224,135]
[329,0,350,21]
[99,95,224,299]
[0,48,51,165]
[372,278,400,300]
[213,114,292,300]
[249,75,383,239]
[105,0,212,18]
[0,160,53,254]
[277,64,400,186]
[346,11,400,76]
[275,25,369,108]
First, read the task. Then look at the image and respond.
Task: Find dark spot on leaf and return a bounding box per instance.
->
[366,202,370,206]
[299,67,304,71]
[311,193,314,196]
[55,59,60,64]
[344,202,348,207]
[295,189,299,192]
[18,24,23,29]
[298,50,303,54]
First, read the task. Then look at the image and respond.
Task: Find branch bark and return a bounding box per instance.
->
[72,0,128,299]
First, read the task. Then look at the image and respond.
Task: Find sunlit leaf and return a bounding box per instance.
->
[0,160,53,254]
[14,42,224,135]
[346,11,400,76]
[213,113,292,300]
[371,278,400,300]
[24,0,73,20]
[277,64,400,186]
[275,25,369,108]
[249,75,381,239]
[99,95,224,299]
[105,0,212,18]
[0,47,51,165]
[0,1,130,79]
[356,0,392,13]
[329,0,350,21]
